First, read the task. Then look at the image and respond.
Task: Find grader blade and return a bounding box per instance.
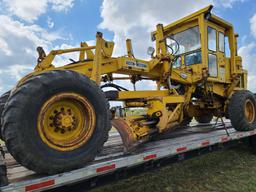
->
[111,118,144,152]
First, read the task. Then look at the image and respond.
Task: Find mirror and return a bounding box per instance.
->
[147,47,155,56]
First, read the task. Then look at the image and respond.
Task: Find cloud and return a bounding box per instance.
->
[238,43,256,92]
[250,14,256,38]
[52,40,96,67]
[99,0,245,59]
[214,0,246,8]
[0,15,63,93]
[52,43,80,67]
[47,17,54,29]
[48,0,74,12]
[2,0,48,22]
[1,0,74,22]
[5,65,34,80]
[239,13,256,92]
[100,0,211,57]
[0,38,12,56]
[0,0,75,94]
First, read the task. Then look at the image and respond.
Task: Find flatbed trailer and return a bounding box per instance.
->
[1,120,256,192]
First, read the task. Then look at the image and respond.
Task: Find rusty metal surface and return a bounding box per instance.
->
[111,118,137,152]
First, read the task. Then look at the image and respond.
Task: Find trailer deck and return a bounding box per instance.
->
[1,120,256,192]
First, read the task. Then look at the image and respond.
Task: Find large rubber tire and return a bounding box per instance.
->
[0,91,10,141]
[195,114,213,124]
[2,70,111,174]
[229,90,256,131]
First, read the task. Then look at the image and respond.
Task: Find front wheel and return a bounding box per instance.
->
[0,91,10,141]
[229,90,256,131]
[2,70,111,174]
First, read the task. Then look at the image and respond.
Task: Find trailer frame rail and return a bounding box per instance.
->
[1,123,256,192]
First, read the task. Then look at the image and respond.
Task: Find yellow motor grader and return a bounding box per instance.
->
[0,5,255,174]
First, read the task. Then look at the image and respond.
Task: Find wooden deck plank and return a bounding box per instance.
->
[2,122,232,184]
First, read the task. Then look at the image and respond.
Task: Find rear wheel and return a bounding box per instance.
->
[0,91,10,141]
[2,70,111,174]
[229,90,256,131]
[195,114,213,124]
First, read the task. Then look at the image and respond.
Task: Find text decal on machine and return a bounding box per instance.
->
[126,61,148,69]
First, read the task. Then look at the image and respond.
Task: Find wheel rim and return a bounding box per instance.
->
[244,99,255,124]
[38,93,95,151]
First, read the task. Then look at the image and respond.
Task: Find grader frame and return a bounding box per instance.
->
[14,5,248,151]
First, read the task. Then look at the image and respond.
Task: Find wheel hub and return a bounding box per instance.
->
[245,99,255,124]
[38,93,96,151]
[52,109,76,132]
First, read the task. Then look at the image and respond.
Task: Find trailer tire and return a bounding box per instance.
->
[195,114,213,124]
[2,70,111,174]
[0,91,10,141]
[229,90,256,131]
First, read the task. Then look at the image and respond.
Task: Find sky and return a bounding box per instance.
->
[0,0,256,94]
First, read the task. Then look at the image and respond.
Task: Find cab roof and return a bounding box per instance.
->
[151,5,233,39]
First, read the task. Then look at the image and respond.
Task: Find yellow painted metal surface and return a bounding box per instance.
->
[14,5,249,144]
[37,93,95,151]
[118,90,169,100]
[245,99,255,123]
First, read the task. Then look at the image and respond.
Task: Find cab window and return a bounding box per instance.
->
[173,57,182,68]
[225,36,230,57]
[219,32,225,52]
[208,27,217,51]
[185,51,202,66]
[208,54,217,77]
[170,26,201,55]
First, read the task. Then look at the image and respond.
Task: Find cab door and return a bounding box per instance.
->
[217,31,226,82]
[207,24,226,82]
[207,26,218,79]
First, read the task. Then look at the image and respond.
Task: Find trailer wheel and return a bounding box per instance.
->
[195,114,213,124]
[0,91,10,141]
[229,90,256,131]
[2,70,111,174]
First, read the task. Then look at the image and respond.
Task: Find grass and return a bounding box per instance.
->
[91,145,256,192]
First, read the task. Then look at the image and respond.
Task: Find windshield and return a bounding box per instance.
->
[169,26,201,55]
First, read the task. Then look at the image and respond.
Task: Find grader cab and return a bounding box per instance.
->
[0,5,255,175]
